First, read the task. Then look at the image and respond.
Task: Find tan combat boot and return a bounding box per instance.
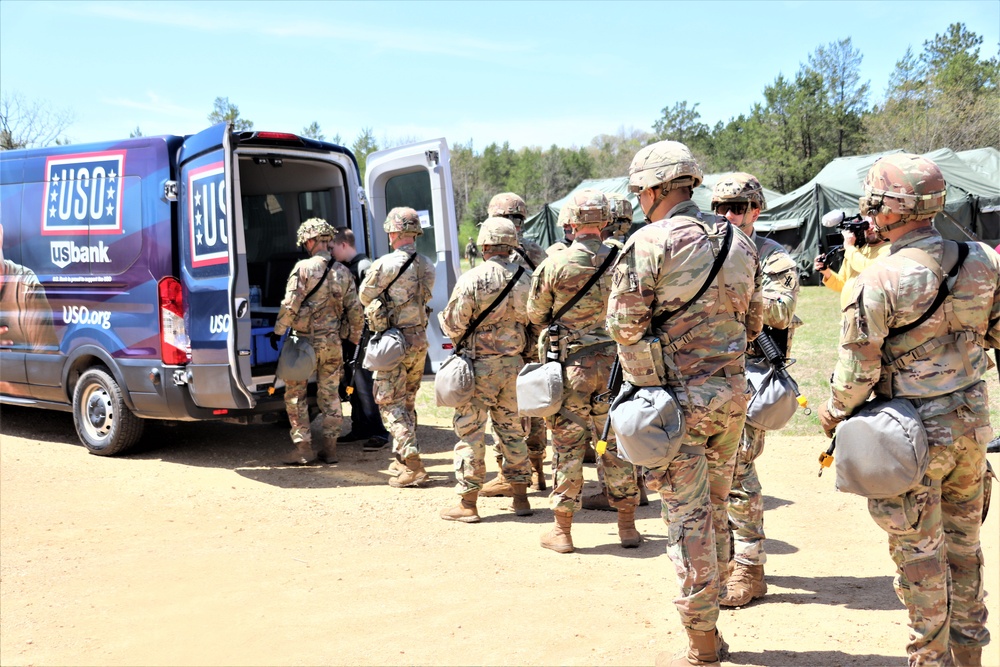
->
[582,488,615,511]
[616,505,642,548]
[529,453,547,491]
[316,437,338,464]
[282,441,315,465]
[656,628,729,667]
[440,491,480,523]
[540,509,574,553]
[388,455,429,488]
[480,455,513,497]
[719,563,767,607]
[952,644,982,667]
[387,458,405,476]
[510,483,532,516]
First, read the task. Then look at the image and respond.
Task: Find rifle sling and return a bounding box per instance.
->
[651,222,733,331]
[888,241,968,338]
[550,244,619,326]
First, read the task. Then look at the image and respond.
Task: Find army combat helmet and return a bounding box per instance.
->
[383,207,423,236]
[711,172,767,212]
[606,193,633,237]
[564,188,610,229]
[487,193,528,229]
[296,218,335,247]
[628,140,703,194]
[477,216,519,249]
[860,153,947,233]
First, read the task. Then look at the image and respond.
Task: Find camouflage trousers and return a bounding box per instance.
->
[867,383,991,666]
[598,439,641,506]
[728,422,767,566]
[285,337,344,445]
[498,355,547,458]
[644,376,746,631]
[452,355,531,494]
[548,346,638,514]
[373,332,427,460]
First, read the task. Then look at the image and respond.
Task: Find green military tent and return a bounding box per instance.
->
[755,147,1000,283]
[522,175,782,248]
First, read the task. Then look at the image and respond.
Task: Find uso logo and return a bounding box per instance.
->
[187,162,228,268]
[41,151,126,236]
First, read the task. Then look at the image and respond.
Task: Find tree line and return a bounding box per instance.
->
[3,23,996,228]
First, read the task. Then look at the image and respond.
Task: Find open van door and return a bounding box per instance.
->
[176,123,253,409]
[364,139,458,372]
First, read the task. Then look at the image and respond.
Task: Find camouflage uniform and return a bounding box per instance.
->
[358,211,435,472]
[527,191,640,530]
[727,235,799,570]
[824,153,998,667]
[439,219,533,503]
[709,173,801,607]
[275,220,363,463]
[607,142,762,649]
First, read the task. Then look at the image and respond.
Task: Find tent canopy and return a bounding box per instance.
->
[523,174,782,248]
[754,147,1000,281]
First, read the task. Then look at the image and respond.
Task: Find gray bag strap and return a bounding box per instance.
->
[380,252,417,301]
[652,222,733,331]
[551,244,619,324]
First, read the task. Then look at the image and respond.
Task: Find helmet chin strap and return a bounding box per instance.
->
[646,187,670,221]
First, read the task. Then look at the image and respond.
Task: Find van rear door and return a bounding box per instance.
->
[364,139,458,371]
[176,123,253,409]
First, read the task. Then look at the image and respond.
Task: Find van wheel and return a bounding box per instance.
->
[72,367,145,456]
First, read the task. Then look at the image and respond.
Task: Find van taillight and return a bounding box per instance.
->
[158,277,190,365]
[254,131,300,141]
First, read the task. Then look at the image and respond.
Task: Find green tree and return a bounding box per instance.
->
[0,91,74,150]
[588,126,653,178]
[301,121,324,140]
[806,37,869,156]
[653,101,710,150]
[351,127,379,182]
[208,96,253,132]
[129,126,143,138]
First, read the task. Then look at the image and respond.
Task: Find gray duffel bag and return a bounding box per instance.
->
[745,360,800,431]
[276,333,317,382]
[516,361,563,417]
[434,353,475,407]
[363,327,406,372]
[834,397,929,499]
[610,383,688,469]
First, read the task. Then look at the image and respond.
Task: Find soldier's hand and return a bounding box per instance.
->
[818,402,841,439]
[268,332,281,351]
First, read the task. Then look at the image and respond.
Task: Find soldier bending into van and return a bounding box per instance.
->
[711,173,800,608]
[438,217,534,522]
[358,207,435,488]
[272,219,363,465]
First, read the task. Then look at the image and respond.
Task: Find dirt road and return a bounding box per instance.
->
[1,398,998,667]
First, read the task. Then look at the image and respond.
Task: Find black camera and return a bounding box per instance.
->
[817,211,870,272]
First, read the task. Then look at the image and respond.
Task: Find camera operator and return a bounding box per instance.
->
[813,218,892,310]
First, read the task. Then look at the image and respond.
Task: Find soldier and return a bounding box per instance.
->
[710,173,800,608]
[546,206,575,256]
[464,236,478,268]
[528,188,642,553]
[819,153,998,667]
[607,141,762,667]
[583,193,649,512]
[438,217,534,522]
[814,222,892,309]
[272,219,363,465]
[481,192,550,496]
[358,207,435,488]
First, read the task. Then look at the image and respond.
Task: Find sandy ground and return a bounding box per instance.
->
[1,390,998,667]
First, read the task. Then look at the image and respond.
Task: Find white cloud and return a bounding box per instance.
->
[101,91,200,119]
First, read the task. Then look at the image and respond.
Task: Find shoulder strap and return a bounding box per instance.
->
[652,222,733,331]
[381,252,417,298]
[889,241,969,338]
[301,257,335,307]
[455,265,525,352]
[550,245,619,324]
[513,246,537,271]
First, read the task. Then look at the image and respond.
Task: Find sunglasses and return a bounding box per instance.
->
[715,202,750,216]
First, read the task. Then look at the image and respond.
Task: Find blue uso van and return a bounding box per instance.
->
[0,124,459,455]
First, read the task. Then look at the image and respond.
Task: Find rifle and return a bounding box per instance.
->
[595,355,625,456]
[345,323,371,397]
[753,328,810,415]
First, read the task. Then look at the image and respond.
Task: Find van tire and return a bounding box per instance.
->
[72,367,145,456]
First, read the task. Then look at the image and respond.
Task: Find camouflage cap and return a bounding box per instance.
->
[564,188,610,228]
[382,207,423,235]
[487,192,528,220]
[296,218,335,247]
[860,153,947,221]
[628,140,703,193]
[711,172,767,211]
[477,216,518,248]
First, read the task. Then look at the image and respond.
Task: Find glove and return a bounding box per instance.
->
[268,332,281,351]
[818,402,842,439]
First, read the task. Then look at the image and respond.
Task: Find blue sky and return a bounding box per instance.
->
[2,0,998,150]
